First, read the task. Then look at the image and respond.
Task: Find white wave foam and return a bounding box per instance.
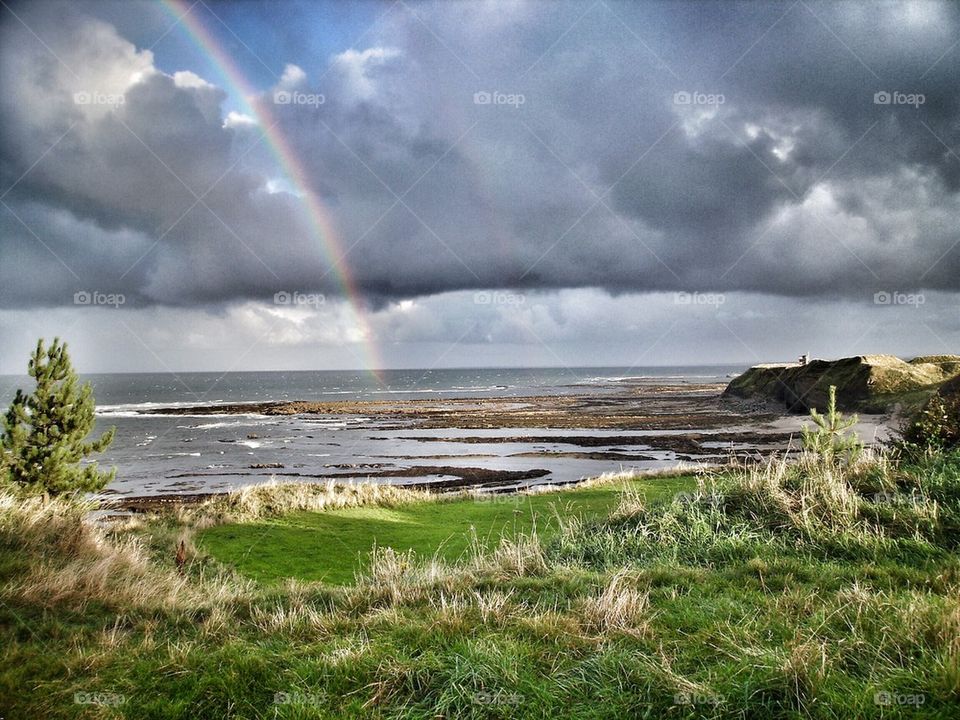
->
[97,400,272,419]
[143,452,201,458]
[174,419,278,429]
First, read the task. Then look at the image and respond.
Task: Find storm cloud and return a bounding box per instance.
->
[0,0,958,372]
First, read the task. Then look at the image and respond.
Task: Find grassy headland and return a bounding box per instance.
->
[723,354,960,413]
[2,454,959,719]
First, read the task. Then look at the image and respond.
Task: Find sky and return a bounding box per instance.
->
[0,0,958,375]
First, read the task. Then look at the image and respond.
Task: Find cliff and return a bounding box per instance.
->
[722,354,960,414]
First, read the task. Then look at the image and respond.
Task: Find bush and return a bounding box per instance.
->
[900,392,960,451]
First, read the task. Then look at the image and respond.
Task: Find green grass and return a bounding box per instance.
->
[2,454,959,719]
[198,476,693,584]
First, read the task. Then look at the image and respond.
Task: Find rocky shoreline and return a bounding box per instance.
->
[137,383,771,430]
[104,379,893,505]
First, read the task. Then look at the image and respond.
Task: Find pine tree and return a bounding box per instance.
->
[800,385,863,464]
[1,338,115,496]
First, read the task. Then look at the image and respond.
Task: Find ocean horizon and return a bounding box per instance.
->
[1,365,749,409]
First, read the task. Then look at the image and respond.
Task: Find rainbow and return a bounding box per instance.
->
[159,0,385,382]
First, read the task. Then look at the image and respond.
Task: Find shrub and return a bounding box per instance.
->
[900,393,960,451]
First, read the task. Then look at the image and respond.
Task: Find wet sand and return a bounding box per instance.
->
[142,382,766,430]
[105,380,893,510]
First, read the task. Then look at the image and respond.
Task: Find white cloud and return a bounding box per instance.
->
[224,110,257,128]
[330,46,401,102]
[278,63,307,88]
[173,70,214,90]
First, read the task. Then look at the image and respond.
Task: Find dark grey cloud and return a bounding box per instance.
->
[1,0,959,314]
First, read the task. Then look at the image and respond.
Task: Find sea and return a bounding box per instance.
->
[0,366,745,498]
